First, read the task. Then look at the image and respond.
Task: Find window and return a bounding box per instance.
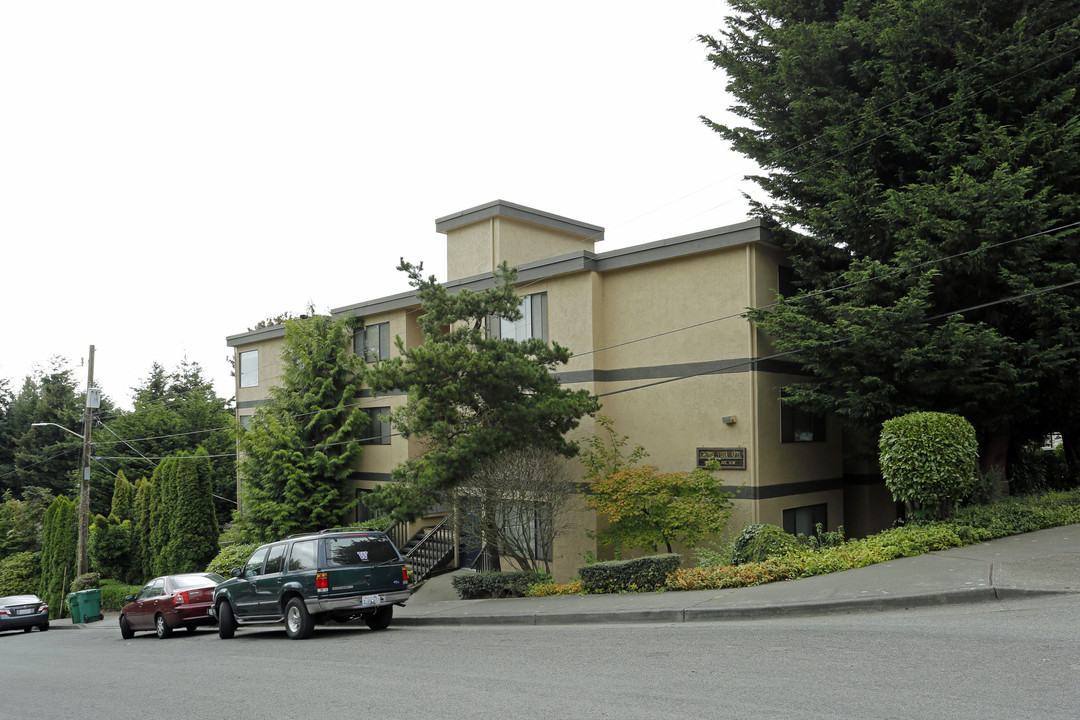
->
[497,501,553,562]
[263,544,287,575]
[355,322,390,362]
[239,350,259,388]
[488,293,547,342]
[777,265,796,298]
[288,540,317,572]
[360,407,391,445]
[781,389,826,443]
[287,540,317,572]
[137,578,164,601]
[324,535,399,566]
[783,503,827,538]
[355,489,375,524]
[243,547,268,578]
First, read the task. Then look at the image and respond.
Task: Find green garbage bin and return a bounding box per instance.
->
[77,589,104,623]
[66,592,83,623]
[66,589,104,624]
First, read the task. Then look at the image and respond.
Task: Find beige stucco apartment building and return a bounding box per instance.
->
[227,200,897,580]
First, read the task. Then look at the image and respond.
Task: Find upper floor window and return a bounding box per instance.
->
[489,293,547,342]
[239,350,259,388]
[360,407,391,445]
[780,389,826,443]
[355,322,390,362]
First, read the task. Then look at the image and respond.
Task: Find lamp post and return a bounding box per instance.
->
[30,344,95,577]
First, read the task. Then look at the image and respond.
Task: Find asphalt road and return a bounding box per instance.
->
[2,594,1078,719]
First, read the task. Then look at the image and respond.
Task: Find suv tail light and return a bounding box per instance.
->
[402,566,409,584]
[316,572,328,591]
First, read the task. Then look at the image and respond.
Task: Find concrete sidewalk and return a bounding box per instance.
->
[394,523,1080,626]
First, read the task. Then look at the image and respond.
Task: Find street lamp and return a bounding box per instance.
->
[31,418,93,577]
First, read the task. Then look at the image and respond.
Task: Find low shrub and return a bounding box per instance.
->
[99,579,144,611]
[526,579,585,597]
[667,490,1080,592]
[206,543,260,577]
[579,554,681,594]
[452,571,551,599]
[729,524,800,565]
[70,572,101,592]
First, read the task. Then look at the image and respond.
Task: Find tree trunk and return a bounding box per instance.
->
[980,427,1010,500]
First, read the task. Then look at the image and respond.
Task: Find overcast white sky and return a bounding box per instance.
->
[1,2,761,410]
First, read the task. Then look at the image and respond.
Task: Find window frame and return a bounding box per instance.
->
[780,388,826,443]
[355,322,390,363]
[488,293,548,342]
[239,350,259,388]
[360,407,391,445]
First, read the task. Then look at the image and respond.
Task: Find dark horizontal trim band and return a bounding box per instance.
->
[726,476,845,500]
[557,358,807,384]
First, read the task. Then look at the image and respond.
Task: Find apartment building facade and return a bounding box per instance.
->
[227,200,896,580]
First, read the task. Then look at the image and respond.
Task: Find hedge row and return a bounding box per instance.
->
[578,554,681,594]
[451,571,549,599]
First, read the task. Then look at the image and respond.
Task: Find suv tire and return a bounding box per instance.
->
[285,597,314,640]
[217,601,236,639]
[364,605,393,631]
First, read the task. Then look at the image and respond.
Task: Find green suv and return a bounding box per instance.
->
[211,529,410,640]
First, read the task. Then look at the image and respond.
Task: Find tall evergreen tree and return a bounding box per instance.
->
[132,478,152,583]
[102,361,236,524]
[165,449,219,573]
[236,314,368,542]
[366,261,600,519]
[702,1,1080,477]
[39,495,77,618]
[149,458,177,575]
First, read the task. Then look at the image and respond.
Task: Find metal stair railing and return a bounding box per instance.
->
[403,512,457,582]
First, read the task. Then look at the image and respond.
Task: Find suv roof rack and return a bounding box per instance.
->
[281,526,383,540]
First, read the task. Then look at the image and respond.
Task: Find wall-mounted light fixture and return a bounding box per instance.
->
[722,415,737,425]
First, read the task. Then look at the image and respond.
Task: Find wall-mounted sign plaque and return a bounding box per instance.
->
[697,447,746,470]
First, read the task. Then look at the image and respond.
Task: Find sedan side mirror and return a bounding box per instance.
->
[124,595,135,602]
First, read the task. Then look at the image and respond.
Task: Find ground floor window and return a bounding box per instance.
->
[783,503,827,537]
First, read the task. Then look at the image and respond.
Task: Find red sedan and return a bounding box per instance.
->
[120,573,225,639]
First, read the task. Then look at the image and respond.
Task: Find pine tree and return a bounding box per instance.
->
[366,261,600,519]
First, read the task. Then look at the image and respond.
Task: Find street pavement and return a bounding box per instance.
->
[61,523,1080,630]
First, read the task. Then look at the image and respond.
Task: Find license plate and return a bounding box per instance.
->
[17,608,32,615]
[361,594,383,607]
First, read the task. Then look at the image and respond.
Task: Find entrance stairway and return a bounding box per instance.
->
[386,513,458,583]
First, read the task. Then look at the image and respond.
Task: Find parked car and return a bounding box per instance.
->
[0,594,49,633]
[211,528,410,640]
[120,572,225,639]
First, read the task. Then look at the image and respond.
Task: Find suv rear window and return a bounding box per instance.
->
[324,535,399,567]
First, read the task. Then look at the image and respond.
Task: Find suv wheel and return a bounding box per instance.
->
[284,597,314,640]
[217,601,236,639]
[364,605,393,631]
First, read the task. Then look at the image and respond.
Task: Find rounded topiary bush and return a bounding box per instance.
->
[879,411,978,520]
[205,543,259,577]
[729,524,799,565]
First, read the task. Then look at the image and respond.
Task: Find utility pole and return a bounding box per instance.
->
[77,345,95,576]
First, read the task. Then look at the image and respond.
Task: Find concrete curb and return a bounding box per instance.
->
[393,587,1079,627]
